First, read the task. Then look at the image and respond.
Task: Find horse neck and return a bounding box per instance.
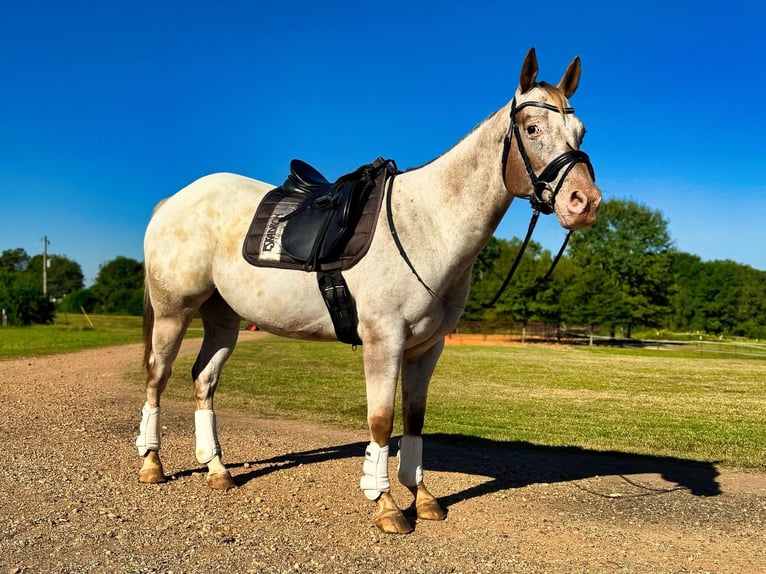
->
[394,104,513,276]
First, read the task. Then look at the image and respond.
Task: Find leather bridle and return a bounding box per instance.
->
[479,97,596,308]
[501,97,595,215]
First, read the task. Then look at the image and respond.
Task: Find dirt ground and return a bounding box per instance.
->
[1,334,764,574]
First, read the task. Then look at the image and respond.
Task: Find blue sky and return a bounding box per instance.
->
[1,1,764,286]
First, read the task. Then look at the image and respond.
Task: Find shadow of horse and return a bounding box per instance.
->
[196,433,720,507]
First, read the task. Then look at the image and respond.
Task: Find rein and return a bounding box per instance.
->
[386,96,594,310]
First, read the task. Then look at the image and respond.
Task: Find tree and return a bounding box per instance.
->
[565,198,674,338]
[465,237,562,338]
[0,248,30,272]
[668,254,766,337]
[0,271,54,325]
[90,256,144,315]
[27,254,84,300]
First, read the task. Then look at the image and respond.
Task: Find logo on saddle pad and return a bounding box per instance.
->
[259,206,293,261]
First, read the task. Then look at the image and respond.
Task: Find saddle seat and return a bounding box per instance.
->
[278,158,390,270]
[282,159,331,197]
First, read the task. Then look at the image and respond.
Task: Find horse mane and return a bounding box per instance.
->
[399,82,566,174]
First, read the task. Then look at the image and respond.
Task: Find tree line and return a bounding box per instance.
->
[2,198,764,337]
[0,249,143,325]
[464,199,766,340]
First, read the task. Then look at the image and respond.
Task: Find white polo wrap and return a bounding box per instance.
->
[397,435,424,487]
[359,442,390,500]
[194,409,221,464]
[135,402,160,456]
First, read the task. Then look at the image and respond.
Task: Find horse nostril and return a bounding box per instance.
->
[568,189,587,213]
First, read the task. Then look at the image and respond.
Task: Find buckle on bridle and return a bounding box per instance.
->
[504,97,595,215]
[530,182,555,214]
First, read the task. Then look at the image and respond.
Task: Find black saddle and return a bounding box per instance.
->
[279,158,391,271]
[242,157,398,346]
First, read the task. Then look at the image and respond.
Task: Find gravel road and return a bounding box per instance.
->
[1,335,764,573]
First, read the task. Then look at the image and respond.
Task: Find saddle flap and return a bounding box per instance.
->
[281,179,368,264]
[242,157,397,273]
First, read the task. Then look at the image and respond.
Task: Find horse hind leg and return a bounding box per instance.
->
[192,291,241,490]
[138,306,195,484]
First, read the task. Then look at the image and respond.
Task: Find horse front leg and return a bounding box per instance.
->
[361,335,412,534]
[399,338,446,521]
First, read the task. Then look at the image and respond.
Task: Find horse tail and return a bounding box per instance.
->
[142,273,154,373]
[142,199,167,373]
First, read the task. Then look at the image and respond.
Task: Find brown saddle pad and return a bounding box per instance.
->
[242,159,392,272]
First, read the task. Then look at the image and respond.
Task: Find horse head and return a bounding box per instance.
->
[503,48,601,230]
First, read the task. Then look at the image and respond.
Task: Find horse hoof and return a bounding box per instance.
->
[138,467,167,484]
[417,499,446,521]
[374,508,413,534]
[412,484,446,521]
[206,471,236,490]
[374,492,413,534]
[138,452,166,484]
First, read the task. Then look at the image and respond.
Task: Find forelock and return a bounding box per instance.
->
[535,82,566,114]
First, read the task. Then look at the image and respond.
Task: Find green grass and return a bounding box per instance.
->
[4,318,764,470]
[160,335,766,470]
[0,313,203,358]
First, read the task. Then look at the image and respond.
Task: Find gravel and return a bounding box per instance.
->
[1,338,764,573]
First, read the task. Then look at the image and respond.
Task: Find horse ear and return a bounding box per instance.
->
[557,56,581,98]
[519,47,539,94]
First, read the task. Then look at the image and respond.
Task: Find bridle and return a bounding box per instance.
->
[481,96,596,308]
[385,95,596,310]
[501,97,595,215]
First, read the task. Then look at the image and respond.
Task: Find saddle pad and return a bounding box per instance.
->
[242,175,386,272]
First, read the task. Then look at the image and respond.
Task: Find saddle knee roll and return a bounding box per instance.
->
[194,409,222,464]
[397,435,424,488]
[359,442,391,500]
[136,402,161,456]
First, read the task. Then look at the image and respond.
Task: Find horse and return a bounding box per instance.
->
[136,47,601,534]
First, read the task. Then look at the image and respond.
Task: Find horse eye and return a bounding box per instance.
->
[526,125,538,136]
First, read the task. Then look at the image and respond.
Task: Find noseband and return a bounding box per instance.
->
[502,97,595,214]
[482,97,596,308]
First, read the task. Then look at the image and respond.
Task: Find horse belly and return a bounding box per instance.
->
[214,265,338,342]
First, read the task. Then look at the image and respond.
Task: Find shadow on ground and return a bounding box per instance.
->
[209,433,719,505]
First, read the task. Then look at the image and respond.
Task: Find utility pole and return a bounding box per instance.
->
[42,235,49,297]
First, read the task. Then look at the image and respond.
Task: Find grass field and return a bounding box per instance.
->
[160,335,766,470]
[0,314,203,358]
[3,319,764,469]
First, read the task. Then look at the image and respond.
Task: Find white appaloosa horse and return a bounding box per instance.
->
[137,48,601,534]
